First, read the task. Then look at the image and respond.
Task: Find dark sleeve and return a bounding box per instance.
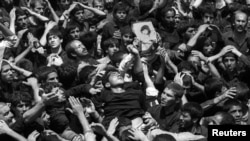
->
[239,54,250,69]
[138,90,147,111]
[64,84,92,98]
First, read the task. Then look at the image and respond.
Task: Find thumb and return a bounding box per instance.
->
[22,81,29,85]
[65,108,73,114]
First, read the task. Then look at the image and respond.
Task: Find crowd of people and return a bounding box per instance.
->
[0,0,250,141]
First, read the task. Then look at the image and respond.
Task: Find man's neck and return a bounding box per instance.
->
[111,86,125,93]
[51,46,62,54]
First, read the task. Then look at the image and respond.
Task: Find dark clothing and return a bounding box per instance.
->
[158,26,180,50]
[94,86,146,127]
[0,118,43,140]
[221,54,250,85]
[223,30,250,55]
[148,104,181,131]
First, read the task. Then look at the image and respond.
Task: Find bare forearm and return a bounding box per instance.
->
[6,129,27,141]
[9,19,16,35]
[155,65,165,84]
[0,23,14,36]
[48,5,59,23]
[23,101,45,123]
[207,62,221,78]
[40,29,50,46]
[15,46,32,64]
[187,31,202,47]
[77,113,92,132]
[134,54,143,74]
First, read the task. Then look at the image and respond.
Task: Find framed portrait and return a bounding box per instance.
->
[132,21,157,42]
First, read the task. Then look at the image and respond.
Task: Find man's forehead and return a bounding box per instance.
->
[0,105,9,114]
[235,12,247,20]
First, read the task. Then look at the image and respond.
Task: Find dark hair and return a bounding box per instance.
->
[78,65,97,84]
[113,2,129,15]
[10,91,32,107]
[181,102,203,120]
[204,77,228,99]
[232,82,249,102]
[70,5,84,18]
[177,61,196,74]
[16,59,33,72]
[223,99,242,112]
[110,51,127,66]
[2,47,14,60]
[36,66,58,83]
[120,25,134,36]
[139,0,154,14]
[49,111,69,134]
[153,134,176,141]
[47,26,63,40]
[201,5,217,18]
[102,38,119,52]
[222,52,238,61]
[160,7,176,21]
[80,31,98,50]
[140,25,151,34]
[166,82,184,99]
[182,74,192,88]
[65,22,80,39]
[57,63,78,89]
[15,7,27,18]
[102,68,119,87]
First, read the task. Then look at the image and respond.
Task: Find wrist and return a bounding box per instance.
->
[5,128,14,135]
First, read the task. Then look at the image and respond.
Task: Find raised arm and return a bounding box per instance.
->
[40,21,58,46]
[44,0,59,23]
[77,2,106,16]
[68,96,96,141]
[21,7,49,22]
[0,120,27,141]
[187,24,210,48]
[9,8,16,35]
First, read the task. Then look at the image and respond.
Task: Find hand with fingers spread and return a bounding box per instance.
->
[219,87,237,100]
[107,117,119,135]
[142,112,158,131]
[68,96,85,116]
[219,45,235,56]
[128,128,149,141]
[0,120,12,134]
[230,46,242,57]
[28,130,40,141]
[191,50,207,61]
[41,91,59,106]
[0,40,13,48]
[174,72,186,86]
[94,63,107,74]
[91,123,107,136]
[45,21,58,31]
